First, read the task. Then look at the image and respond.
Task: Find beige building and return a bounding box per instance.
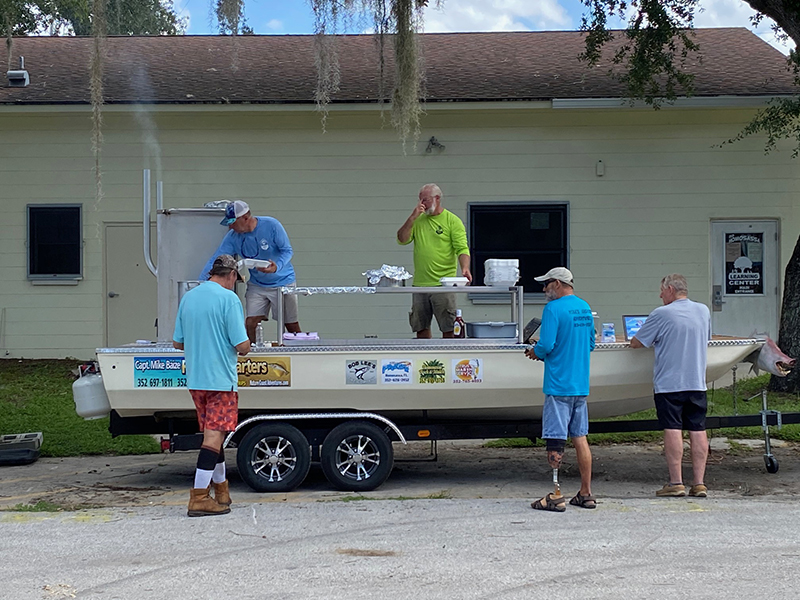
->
[1,29,798,358]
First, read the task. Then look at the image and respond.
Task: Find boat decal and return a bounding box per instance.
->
[452,358,483,384]
[346,359,377,385]
[380,359,413,384]
[133,356,187,388]
[237,357,291,387]
[418,359,446,384]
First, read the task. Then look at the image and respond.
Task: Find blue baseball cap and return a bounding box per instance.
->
[220,200,250,225]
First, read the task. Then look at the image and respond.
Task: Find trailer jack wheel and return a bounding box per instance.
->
[236,423,311,493]
[765,455,779,474]
[321,421,394,492]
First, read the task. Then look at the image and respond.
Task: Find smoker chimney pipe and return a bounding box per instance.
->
[143,170,157,277]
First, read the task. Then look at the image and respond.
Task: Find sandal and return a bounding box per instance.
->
[569,492,597,509]
[531,493,566,512]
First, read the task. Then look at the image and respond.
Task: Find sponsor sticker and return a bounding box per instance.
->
[418,359,446,384]
[452,358,483,384]
[134,356,186,388]
[346,359,377,385]
[381,359,413,385]
[237,356,291,387]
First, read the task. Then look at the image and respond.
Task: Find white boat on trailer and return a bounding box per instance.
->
[83,313,764,494]
[72,179,780,493]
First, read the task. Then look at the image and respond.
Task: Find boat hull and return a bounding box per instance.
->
[96,339,762,423]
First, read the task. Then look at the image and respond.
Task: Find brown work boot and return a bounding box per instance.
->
[212,480,232,507]
[187,487,231,517]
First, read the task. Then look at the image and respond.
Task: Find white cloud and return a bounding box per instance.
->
[266,19,284,32]
[423,0,572,33]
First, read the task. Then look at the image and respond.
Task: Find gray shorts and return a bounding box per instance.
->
[245,282,299,323]
[409,292,457,333]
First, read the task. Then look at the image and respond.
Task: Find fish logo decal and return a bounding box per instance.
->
[346,359,377,385]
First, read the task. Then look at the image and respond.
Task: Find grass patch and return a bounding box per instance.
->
[4,500,63,512]
[0,359,159,457]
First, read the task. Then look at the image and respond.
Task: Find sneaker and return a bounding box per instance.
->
[689,484,708,498]
[656,483,686,497]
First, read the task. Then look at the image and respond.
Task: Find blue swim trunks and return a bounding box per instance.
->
[542,395,589,440]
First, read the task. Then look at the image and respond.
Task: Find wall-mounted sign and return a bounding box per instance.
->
[346,359,377,385]
[237,357,291,387]
[725,232,764,295]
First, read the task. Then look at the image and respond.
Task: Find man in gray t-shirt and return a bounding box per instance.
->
[631,273,712,499]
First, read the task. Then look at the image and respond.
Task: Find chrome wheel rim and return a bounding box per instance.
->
[334,435,381,481]
[250,435,298,482]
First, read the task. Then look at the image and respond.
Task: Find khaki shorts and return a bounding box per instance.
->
[245,282,300,323]
[409,292,457,333]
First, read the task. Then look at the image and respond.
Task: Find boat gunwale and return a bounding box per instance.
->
[96,338,763,354]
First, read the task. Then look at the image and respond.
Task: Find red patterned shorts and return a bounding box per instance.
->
[189,390,239,432]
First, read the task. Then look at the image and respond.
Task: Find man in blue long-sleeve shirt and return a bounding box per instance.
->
[201,201,301,342]
[525,267,596,512]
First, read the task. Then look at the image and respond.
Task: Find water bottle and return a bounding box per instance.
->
[255,322,264,348]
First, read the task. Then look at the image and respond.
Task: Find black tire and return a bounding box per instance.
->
[321,421,394,492]
[236,423,311,492]
[765,455,779,474]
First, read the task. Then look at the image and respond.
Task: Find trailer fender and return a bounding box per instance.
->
[224,412,407,449]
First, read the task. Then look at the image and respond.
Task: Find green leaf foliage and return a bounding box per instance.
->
[0,0,185,37]
[580,0,699,106]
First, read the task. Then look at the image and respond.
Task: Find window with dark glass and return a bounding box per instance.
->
[27,204,82,280]
[468,202,568,299]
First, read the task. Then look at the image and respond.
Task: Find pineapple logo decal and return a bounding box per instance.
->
[418,359,446,384]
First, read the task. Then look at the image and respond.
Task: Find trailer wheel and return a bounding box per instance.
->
[236,423,311,493]
[765,455,779,474]
[321,421,394,492]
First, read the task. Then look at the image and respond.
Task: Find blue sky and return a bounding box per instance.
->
[175,0,789,53]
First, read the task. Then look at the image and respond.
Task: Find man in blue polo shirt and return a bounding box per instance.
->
[201,200,301,342]
[525,267,596,512]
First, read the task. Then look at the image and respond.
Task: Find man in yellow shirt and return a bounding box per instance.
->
[397,184,472,338]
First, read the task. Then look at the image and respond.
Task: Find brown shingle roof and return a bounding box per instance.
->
[0,28,795,105]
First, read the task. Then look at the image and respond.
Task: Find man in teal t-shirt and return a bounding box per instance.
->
[525,267,596,513]
[173,254,250,517]
[397,184,472,338]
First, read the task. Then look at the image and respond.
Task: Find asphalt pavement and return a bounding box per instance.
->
[2,441,800,599]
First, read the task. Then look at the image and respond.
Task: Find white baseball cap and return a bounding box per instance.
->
[220,200,250,225]
[534,267,574,288]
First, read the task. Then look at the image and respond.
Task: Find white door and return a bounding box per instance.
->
[710,220,779,337]
[105,224,157,345]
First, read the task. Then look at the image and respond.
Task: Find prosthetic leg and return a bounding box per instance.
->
[546,439,566,497]
[531,439,567,512]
